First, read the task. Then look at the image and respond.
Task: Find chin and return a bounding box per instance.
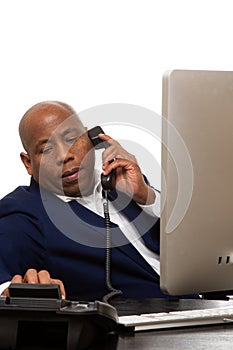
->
[63,188,81,198]
[63,178,94,197]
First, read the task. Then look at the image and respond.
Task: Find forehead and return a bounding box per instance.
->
[40,113,84,134]
[30,110,84,136]
[25,110,85,152]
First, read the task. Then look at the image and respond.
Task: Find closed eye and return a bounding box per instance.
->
[40,146,53,154]
[66,136,78,144]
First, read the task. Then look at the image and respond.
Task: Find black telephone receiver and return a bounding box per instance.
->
[88,126,116,191]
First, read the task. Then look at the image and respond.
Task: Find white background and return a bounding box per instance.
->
[1,0,233,198]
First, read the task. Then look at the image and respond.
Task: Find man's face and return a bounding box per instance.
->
[22,110,95,197]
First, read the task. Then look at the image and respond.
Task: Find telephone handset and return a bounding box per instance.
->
[88,126,116,191]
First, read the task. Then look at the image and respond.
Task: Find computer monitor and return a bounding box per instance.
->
[160,69,233,297]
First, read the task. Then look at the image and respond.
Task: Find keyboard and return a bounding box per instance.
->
[118,306,233,331]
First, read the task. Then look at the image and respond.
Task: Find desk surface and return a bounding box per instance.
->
[92,298,233,350]
[97,325,233,350]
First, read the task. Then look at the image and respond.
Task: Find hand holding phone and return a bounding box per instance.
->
[88,126,116,191]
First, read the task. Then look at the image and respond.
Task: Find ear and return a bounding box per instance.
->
[20,152,33,176]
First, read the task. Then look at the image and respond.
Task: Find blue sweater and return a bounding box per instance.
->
[0,177,183,301]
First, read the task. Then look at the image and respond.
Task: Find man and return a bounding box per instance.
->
[0,100,166,301]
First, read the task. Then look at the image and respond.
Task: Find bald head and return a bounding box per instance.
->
[19,101,80,152]
[19,100,95,196]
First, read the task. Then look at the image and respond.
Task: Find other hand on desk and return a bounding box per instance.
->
[1,268,66,299]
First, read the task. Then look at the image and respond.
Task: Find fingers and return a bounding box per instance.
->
[23,268,40,283]
[23,269,66,299]
[102,157,138,176]
[11,274,24,283]
[2,269,67,300]
[1,274,23,297]
[102,157,122,175]
[51,279,66,300]
[98,134,151,204]
[1,289,9,297]
[97,132,111,142]
[99,135,120,162]
[38,270,51,284]
[23,269,52,284]
[30,270,66,300]
[98,132,138,166]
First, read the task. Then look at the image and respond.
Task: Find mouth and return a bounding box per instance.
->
[62,167,80,183]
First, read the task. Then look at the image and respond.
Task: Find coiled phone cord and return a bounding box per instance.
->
[102,191,122,303]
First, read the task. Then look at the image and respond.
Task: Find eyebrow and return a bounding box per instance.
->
[61,128,79,137]
[34,139,50,150]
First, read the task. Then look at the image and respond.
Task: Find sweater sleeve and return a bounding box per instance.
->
[0,213,47,284]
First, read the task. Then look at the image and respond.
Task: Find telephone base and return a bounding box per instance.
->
[0,296,118,350]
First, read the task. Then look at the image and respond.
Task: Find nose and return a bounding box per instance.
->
[56,143,74,165]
